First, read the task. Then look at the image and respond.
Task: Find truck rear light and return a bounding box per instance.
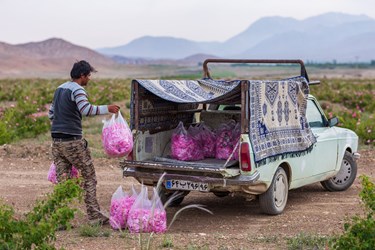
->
[127,150,133,161]
[240,142,251,172]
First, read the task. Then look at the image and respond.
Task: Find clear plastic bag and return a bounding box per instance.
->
[102,112,133,157]
[127,185,153,233]
[109,185,137,230]
[215,120,236,160]
[127,186,167,233]
[199,123,216,158]
[149,188,167,233]
[171,121,204,161]
[47,162,79,184]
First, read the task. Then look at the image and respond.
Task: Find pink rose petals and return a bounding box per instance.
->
[102,123,133,157]
[109,186,137,230]
[171,120,241,161]
[47,163,58,184]
[199,124,216,158]
[102,112,133,158]
[127,208,167,233]
[110,196,136,229]
[47,162,79,184]
[215,121,236,160]
[127,187,167,233]
[171,122,204,161]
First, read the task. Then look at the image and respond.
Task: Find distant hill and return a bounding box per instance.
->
[99,36,221,60]
[98,12,375,62]
[1,12,375,78]
[0,38,116,77]
[179,53,221,65]
[111,53,220,65]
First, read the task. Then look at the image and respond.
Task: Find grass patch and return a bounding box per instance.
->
[78,224,111,237]
[160,235,174,248]
[255,235,279,244]
[286,233,331,250]
[186,244,210,250]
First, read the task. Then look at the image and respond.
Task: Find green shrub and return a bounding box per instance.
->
[0,107,50,145]
[0,179,83,250]
[331,175,375,249]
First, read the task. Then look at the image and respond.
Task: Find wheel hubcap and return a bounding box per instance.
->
[274,174,287,207]
[332,159,351,185]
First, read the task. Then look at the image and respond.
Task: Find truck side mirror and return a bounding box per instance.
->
[328,117,339,127]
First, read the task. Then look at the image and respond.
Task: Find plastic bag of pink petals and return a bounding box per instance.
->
[215,120,236,160]
[102,112,133,157]
[127,185,153,233]
[127,186,167,233]
[109,185,137,230]
[187,124,205,157]
[188,123,216,158]
[171,121,204,161]
[149,188,167,233]
[199,123,216,158]
[47,162,79,184]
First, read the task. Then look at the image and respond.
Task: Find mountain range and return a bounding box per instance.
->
[0,38,115,78]
[1,12,374,78]
[98,12,375,62]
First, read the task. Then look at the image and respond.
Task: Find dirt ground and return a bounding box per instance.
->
[0,141,373,250]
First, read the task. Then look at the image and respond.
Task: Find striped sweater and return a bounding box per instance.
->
[49,81,109,136]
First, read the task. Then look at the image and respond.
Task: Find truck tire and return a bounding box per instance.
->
[159,190,189,207]
[321,151,357,192]
[259,167,288,215]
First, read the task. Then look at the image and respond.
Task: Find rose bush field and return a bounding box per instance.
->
[0,78,373,146]
[0,79,131,145]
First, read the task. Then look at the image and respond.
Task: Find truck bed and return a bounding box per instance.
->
[120,157,239,176]
[121,157,259,188]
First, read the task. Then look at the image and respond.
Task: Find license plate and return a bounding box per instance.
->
[165,179,209,192]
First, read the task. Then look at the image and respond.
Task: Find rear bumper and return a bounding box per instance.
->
[123,167,260,187]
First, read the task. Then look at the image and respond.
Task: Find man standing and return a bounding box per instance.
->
[48,60,120,225]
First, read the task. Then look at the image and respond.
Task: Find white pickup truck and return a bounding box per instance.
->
[121,59,359,215]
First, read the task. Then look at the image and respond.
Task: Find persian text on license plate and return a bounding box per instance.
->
[165,180,209,192]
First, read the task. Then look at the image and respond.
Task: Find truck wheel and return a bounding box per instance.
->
[259,167,288,215]
[159,190,189,207]
[321,151,357,192]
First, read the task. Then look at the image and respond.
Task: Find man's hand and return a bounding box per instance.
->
[108,104,120,113]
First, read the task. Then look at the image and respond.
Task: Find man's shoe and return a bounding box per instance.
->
[88,216,109,226]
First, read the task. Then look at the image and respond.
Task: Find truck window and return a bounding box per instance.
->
[306,99,326,127]
[219,104,241,111]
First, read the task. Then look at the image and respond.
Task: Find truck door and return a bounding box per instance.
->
[306,98,339,176]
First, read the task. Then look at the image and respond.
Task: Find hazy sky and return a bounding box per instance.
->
[1,0,374,49]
